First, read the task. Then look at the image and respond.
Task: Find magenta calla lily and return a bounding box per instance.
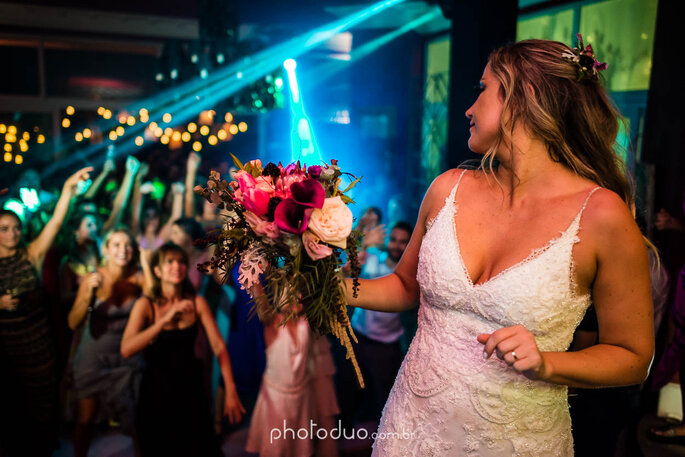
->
[290,179,325,209]
[274,198,311,234]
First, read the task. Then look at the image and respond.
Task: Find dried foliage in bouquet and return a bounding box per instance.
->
[194,155,365,387]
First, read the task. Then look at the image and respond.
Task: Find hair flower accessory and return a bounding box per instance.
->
[562,33,609,81]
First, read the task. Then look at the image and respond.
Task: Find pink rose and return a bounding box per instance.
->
[254,175,275,196]
[245,211,280,239]
[275,172,307,199]
[302,230,333,260]
[243,187,270,216]
[307,196,353,248]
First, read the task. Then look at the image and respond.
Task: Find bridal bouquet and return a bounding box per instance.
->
[194,156,364,386]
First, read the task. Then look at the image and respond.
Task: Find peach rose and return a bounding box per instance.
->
[302,230,333,260]
[307,196,353,249]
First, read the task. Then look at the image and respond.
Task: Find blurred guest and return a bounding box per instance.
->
[121,242,244,457]
[340,222,412,430]
[67,228,145,457]
[169,217,208,289]
[0,167,92,457]
[59,211,102,310]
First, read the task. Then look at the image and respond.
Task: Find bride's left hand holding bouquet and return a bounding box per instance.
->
[194,155,365,386]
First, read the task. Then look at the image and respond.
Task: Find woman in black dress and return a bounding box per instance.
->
[121,242,245,456]
[0,167,92,457]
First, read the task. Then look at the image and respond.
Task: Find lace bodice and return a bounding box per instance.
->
[372,170,596,457]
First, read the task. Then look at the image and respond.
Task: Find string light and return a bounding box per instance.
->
[19,140,28,152]
[127,116,136,126]
[187,123,197,133]
[103,110,112,119]
[37,134,45,144]
[119,115,127,124]
[208,135,218,146]
[160,135,170,145]
[97,107,105,115]
[109,131,117,141]
[163,113,172,123]
[200,125,210,136]
[8,126,16,135]
[3,144,11,153]
[238,122,248,132]
[172,131,181,142]
[22,132,29,141]
[66,106,75,115]
[0,124,6,134]
[217,129,227,141]
[83,128,92,139]
[149,122,158,130]
[224,112,233,123]
[3,152,11,161]
[229,124,238,135]
[62,118,71,128]
[192,141,202,152]
[139,108,148,117]
[15,154,23,164]
[164,127,173,136]
[5,134,16,143]
[135,136,144,146]
[181,132,191,142]
[116,126,125,136]
[75,132,83,142]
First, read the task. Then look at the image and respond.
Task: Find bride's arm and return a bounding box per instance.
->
[480,189,654,388]
[344,170,459,313]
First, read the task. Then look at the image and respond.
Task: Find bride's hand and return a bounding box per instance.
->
[477,324,547,381]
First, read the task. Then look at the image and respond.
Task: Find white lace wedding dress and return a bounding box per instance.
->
[372,171,598,457]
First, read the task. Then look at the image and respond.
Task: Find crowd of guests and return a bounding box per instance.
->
[0,151,419,457]
[1,148,684,457]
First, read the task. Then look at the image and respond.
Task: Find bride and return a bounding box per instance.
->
[346,38,654,456]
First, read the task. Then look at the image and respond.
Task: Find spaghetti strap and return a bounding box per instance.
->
[576,187,601,221]
[446,169,469,204]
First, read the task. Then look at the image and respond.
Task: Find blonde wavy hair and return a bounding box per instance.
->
[482,39,633,208]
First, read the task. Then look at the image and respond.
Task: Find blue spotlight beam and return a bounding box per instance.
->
[305,8,442,88]
[42,0,406,178]
[283,59,321,163]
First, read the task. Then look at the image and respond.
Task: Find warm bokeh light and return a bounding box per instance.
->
[135,136,144,146]
[97,107,105,115]
[149,122,158,130]
[160,135,170,145]
[119,115,127,124]
[164,127,173,136]
[127,116,136,126]
[15,154,23,165]
[37,134,45,144]
[187,123,197,133]
[238,122,247,132]
[4,144,11,153]
[109,131,117,141]
[75,132,83,142]
[224,112,233,123]
[62,118,71,128]
[229,124,239,135]
[163,113,172,123]
[103,110,112,119]
[172,131,181,142]
[200,125,210,136]
[139,108,148,117]
[22,132,29,141]
[8,126,16,135]
[5,134,16,143]
[217,129,227,141]
[181,132,191,142]
[154,128,163,137]
[0,125,5,134]
[208,135,218,146]
[3,151,11,161]
[116,126,125,136]
[83,128,92,139]
[66,106,75,115]
[192,141,202,152]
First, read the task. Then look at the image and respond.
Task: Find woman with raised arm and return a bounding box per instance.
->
[0,167,92,457]
[121,242,244,457]
[68,227,145,457]
[346,38,654,456]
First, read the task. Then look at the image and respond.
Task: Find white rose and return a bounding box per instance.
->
[307,196,353,249]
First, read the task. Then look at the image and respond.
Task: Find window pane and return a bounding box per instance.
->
[517,9,574,43]
[579,0,658,92]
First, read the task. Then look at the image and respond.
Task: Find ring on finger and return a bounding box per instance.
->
[511,351,518,360]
